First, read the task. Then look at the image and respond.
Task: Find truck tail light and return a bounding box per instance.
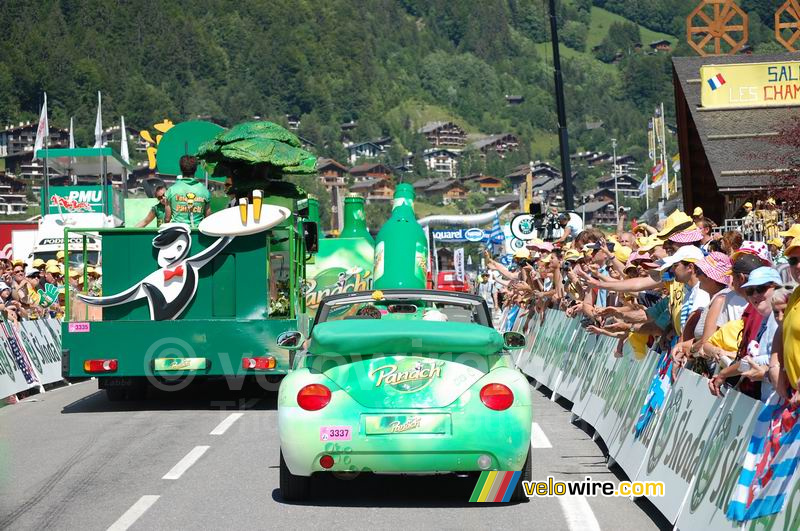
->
[480,383,514,411]
[242,356,276,370]
[297,384,331,411]
[84,359,118,373]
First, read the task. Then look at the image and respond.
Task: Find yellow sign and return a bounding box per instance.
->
[700,61,800,109]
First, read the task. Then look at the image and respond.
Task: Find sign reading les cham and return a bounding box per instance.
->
[700,61,800,109]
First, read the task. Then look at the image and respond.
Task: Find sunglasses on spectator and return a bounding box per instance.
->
[157,193,166,200]
[789,256,800,266]
[745,284,776,297]
[13,269,23,275]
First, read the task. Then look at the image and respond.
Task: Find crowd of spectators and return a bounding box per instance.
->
[0,252,101,323]
[482,206,800,405]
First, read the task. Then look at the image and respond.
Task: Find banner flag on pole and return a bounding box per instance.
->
[672,153,681,173]
[33,93,49,160]
[68,117,75,149]
[647,119,655,161]
[93,91,103,148]
[637,177,647,197]
[120,116,130,163]
[651,162,665,186]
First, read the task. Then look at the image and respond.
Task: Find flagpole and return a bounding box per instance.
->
[660,102,668,201]
[43,93,49,210]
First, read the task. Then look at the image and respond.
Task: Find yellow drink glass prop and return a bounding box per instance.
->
[253,189,263,224]
[239,197,248,225]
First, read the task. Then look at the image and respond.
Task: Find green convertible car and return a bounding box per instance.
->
[277,289,533,502]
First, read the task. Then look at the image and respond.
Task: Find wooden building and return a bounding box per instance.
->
[349,162,394,182]
[672,53,800,222]
[470,133,519,157]
[418,121,467,149]
[422,148,460,178]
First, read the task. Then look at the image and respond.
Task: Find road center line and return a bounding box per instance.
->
[531,421,553,449]
[558,495,601,531]
[210,412,244,435]
[107,495,160,531]
[162,446,210,480]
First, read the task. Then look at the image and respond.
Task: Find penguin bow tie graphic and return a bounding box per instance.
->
[164,265,185,281]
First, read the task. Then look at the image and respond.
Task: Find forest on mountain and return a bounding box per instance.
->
[0,0,786,190]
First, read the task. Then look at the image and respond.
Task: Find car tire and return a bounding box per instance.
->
[510,445,532,502]
[280,450,311,502]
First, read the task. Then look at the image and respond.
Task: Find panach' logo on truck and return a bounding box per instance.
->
[369,360,442,393]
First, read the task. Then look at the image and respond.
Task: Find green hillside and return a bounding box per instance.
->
[587,7,676,50]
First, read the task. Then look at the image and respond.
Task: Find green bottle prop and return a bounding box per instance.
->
[306,195,320,237]
[373,183,429,289]
[339,194,374,245]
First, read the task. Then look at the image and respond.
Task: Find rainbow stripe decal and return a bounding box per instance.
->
[469,471,521,502]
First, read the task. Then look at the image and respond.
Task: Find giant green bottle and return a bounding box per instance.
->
[373,183,429,289]
[339,194,374,245]
[306,195,320,238]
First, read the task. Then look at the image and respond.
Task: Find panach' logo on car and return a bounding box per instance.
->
[369,360,442,393]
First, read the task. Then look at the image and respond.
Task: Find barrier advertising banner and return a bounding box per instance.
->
[515,309,800,528]
[0,319,62,400]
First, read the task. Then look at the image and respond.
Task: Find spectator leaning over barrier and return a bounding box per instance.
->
[698,254,763,372]
[709,267,782,399]
[772,240,800,405]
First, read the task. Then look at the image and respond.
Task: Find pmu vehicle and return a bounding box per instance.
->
[61,121,319,400]
[277,289,533,501]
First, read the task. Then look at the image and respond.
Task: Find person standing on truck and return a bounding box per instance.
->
[135,185,170,228]
[165,156,211,228]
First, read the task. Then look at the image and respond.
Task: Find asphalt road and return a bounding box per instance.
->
[0,379,668,530]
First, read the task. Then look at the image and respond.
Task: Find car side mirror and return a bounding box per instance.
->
[303,221,319,254]
[503,331,526,349]
[277,331,305,350]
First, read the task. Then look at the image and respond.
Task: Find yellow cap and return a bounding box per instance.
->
[46,264,61,274]
[46,259,58,268]
[613,245,632,263]
[692,206,703,217]
[767,237,783,248]
[767,197,776,205]
[779,224,800,239]
[744,201,753,209]
[69,268,80,278]
[657,210,694,239]
[12,258,25,267]
[32,258,45,268]
[636,234,664,252]
[563,249,581,262]
[514,248,531,259]
[56,250,65,259]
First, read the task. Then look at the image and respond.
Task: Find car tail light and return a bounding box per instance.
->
[319,455,334,469]
[297,384,331,411]
[84,359,118,373]
[480,383,514,411]
[242,356,276,370]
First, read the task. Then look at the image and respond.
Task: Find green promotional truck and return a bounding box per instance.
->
[60,121,319,400]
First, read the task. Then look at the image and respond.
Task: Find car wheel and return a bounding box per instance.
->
[280,450,311,502]
[510,445,532,502]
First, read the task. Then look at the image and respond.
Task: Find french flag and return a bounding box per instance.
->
[708,73,726,91]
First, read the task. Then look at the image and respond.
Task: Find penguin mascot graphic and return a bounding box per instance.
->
[77,223,232,320]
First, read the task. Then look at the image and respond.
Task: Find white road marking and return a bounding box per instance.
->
[162,446,210,480]
[558,495,602,531]
[107,495,160,531]
[210,412,244,435]
[530,422,553,449]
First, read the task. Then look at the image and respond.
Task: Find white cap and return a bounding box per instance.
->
[657,245,705,271]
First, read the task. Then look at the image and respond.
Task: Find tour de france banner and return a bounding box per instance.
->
[0,319,63,399]
[514,309,800,529]
[304,237,374,314]
[700,60,800,109]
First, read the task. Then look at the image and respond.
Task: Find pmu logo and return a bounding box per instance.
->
[68,190,102,203]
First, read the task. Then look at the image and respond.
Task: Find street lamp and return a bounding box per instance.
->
[611,138,618,223]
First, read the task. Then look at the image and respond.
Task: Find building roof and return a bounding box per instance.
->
[581,199,614,213]
[418,121,460,134]
[672,53,800,191]
[423,148,460,158]
[349,178,388,191]
[470,133,517,150]
[345,141,381,151]
[413,178,439,189]
[427,180,466,192]
[349,162,394,175]
[317,158,348,172]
